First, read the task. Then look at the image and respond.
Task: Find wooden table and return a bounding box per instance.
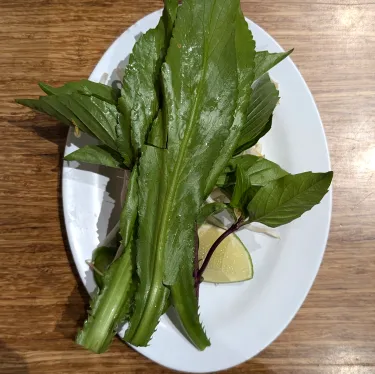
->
[1,0,374,373]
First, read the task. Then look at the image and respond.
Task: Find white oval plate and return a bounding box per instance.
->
[63,10,332,374]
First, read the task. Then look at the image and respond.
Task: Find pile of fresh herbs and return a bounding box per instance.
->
[17,0,333,353]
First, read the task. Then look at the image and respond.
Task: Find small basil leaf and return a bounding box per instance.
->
[230,166,261,211]
[65,145,124,169]
[197,203,228,227]
[231,155,289,186]
[254,49,293,81]
[247,171,333,227]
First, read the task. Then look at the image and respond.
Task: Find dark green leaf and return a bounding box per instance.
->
[39,80,120,104]
[254,49,293,81]
[119,0,178,153]
[235,74,279,155]
[247,171,333,227]
[197,203,228,227]
[64,145,124,168]
[204,9,256,196]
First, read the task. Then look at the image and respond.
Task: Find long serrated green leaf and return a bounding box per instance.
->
[119,0,178,153]
[65,145,124,168]
[39,80,120,104]
[171,268,211,351]
[247,171,333,227]
[204,9,256,196]
[57,94,118,149]
[235,74,279,155]
[254,49,293,81]
[116,113,134,168]
[76,240,133,353]
[125,145,169,346]
[161,0,240,285]
[127,0,243,349]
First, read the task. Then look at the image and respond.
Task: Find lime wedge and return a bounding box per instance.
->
[198,224,253,284]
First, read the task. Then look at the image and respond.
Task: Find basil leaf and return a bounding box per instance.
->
[119,0,178,153]
[38,80,120,104]
[197,203,228,227]
[230,155,289,186]
[254,49,293,80]
[231,166,259,210]
[235,74,279,155]
[65,145,124,169]
[247,172,333,227]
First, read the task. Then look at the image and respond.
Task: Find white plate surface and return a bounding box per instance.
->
[63,10,332,373]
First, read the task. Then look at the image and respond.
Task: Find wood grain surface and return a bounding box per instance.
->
[0,0,374,373]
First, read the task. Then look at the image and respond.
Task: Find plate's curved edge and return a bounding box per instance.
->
[62,11,333,374]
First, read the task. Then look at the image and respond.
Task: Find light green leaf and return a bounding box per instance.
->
[119,0,178,153]
[38,80,120,104]
[248,171,333,227]
[254,49,293,81]
[235,74,279,155]
[65,145,124,168]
